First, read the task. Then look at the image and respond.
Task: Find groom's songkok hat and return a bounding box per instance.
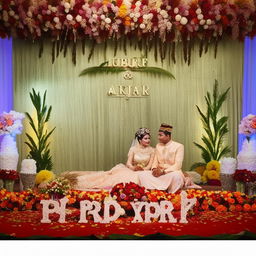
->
[159,123,173,135]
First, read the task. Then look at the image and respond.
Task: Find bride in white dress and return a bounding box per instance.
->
[62,128,155,190]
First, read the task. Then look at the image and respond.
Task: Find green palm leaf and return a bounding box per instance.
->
[192,80,231,167]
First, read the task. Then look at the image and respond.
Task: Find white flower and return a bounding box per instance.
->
[197,14,204,20]
[220,157,237,174]
[46,10,51,15]
[64,2,70,9]
[206,19,212,25]
[135,1,141,6]
[100,14,106,20]
[76,15,82,22]
[92,14,97,19]
[166,6,171,11]
[135,12,140,18]
[53,17,60,23]
[130,13,135,18]
[160,10,168,19]
[143,14,148,20]
[199,19,206,25]
[180,17,188,25]
[105,17,111,24]
[175,14,182,22]
[133,17,138,22]
[27,11,33,18]
[140,23,146,29]
[51,7,57,13]
[66,14,73,21]
[174,8,179,14]
[196,8,202,15]
[203,24,208,29]
[9,10,15,17]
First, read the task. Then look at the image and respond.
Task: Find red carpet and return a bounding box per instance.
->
[1,209,256,239]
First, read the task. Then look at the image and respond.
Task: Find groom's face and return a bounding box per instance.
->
[158,132,171,144]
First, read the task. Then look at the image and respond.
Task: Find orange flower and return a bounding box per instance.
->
[202,204,209,211]
[6,119,14,126]
[229,205,236,212]
[235,204,243,212]
[124,16,131,26]
[227,198,235,204]
[251,204,256,211]
[212,201,219,208]
[243,204,251,212]
[216,205,227,212]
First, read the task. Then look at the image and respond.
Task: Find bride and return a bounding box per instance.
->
[62,128,155,190]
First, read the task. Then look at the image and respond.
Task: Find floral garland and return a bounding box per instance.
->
[1,0,256,64]
[1,183,256,215]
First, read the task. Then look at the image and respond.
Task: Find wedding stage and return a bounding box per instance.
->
[1,0,256,240]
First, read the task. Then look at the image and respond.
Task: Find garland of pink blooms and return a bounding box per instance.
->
[1,0,256,64]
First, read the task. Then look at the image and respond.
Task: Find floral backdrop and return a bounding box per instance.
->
[1,0,256,64]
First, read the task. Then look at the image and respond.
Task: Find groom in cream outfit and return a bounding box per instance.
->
[139,123,187,193]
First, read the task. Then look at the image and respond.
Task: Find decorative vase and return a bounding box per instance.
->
[4,180,14,192]
[236,182,246,193]
[247,182,256,196]
[20,173,36,190]
[220,173,236,191]
[0,134,19,192]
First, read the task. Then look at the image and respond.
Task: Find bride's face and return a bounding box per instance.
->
[140,134,151,147]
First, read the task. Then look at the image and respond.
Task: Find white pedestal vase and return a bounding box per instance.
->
[20,159,37,190]
[0,134,19,192]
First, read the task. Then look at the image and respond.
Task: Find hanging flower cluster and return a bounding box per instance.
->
[0,0,256,64]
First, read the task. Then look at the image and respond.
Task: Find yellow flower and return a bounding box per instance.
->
[118,4,128,18]
[206,160,220,172]
[35,170,55,185]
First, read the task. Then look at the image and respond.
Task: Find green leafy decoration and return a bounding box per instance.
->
[25,89,56,172]
[191,80,231,170]
[79,62,175,79]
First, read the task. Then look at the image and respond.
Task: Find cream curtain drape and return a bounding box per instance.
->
[13,39,243,174]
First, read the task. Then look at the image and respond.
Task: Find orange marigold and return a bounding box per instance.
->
[243,204,251,212]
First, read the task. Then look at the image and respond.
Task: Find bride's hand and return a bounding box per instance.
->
[134,165,144,171]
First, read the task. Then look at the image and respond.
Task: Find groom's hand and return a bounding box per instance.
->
[152,168,164,177]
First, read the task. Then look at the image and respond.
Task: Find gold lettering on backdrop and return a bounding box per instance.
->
[133,86,140,96]
[107,85,150,98]
[108,87,117,96]
[109,58,148,68]
[142,86,149,96]
[119,86,126,95]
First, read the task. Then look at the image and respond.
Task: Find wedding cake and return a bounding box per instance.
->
[237,139,256,172]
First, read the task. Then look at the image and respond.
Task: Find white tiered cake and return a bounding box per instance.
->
[237,139,256,172]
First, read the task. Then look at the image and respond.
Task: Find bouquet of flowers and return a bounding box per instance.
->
[233,169,256,183]
[0,110,25,135]
[40,177,71,197]
[0,169,19,180]
[239,114,256,137]
[110,182,147,202]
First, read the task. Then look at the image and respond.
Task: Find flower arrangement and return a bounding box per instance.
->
[239,114,256,137]
[1,185,256,214]
[201,160,221,185]
[1,0,256,64]
[35,170,55,185]
[0,170,19,180]
[0,111,25,135]
[110,182,147,201]
[40,177,71,196]
[233,169,256,183]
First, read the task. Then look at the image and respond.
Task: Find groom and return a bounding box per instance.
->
[138,123,185,193]
[152,123,184,177]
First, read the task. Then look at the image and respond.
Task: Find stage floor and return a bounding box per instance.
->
[1,210,256,239]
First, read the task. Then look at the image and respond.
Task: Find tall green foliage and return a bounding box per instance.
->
[25,89,55,172]
[190,80,231,170]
